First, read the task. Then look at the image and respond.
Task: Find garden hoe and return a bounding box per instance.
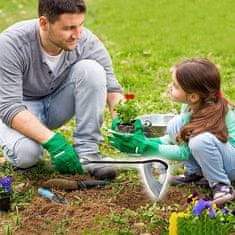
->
[81,157,169,200]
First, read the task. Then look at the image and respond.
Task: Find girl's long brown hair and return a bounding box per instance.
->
[175,58,229,143]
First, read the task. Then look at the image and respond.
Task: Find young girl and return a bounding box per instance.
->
[110,58,235,204]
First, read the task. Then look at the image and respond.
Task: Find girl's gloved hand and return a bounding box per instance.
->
[111,117,120,131]
[111,117,145,134]
[42,133,84,174]
[109,119,161,155]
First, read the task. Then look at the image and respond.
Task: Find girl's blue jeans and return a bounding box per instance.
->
[167,115,235,187]
[0,60,107,168]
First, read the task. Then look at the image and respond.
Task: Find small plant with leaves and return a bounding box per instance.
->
[0,176,12,194]
[114,93,140,134]
[169,192,235,235]
[0,176,13,212]
[115,93,139,124]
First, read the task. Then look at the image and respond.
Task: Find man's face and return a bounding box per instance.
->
[43,13,85,51]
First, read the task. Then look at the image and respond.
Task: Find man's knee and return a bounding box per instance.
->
[5,138,43,168]
[71,59,106,89]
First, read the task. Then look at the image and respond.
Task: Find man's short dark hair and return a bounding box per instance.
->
[38,0,86,23]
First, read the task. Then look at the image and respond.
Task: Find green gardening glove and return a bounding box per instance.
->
[42,133,84,174]
[111,117,120,131]
[109,119,161,155]
[111,117,145,136]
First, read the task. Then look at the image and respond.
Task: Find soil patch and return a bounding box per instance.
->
[2,174,206,235]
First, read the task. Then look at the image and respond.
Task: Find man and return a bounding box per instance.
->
[0,0,123,180]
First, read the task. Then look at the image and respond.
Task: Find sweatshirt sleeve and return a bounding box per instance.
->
[226,108,235,148]
[157,143,191,160]
[0,35,27,126]
[79,28,123,93]
[159,135,172,144]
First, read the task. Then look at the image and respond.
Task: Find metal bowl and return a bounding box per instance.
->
[137,114,175,137]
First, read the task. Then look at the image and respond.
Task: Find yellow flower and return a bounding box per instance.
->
[169,212,177,235]
[212,203,217,210]
[192,198,198,205]
[169,212,189,235]
[177,212,188,217]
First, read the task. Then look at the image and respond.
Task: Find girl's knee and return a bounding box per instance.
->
[13,138,43,168]
[188,132,215,153]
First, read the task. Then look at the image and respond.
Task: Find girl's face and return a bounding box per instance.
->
[168,71,188,103]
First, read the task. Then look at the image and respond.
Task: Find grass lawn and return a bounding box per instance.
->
[1,0,235,234]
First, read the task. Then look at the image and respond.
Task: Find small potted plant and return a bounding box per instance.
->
[114,94,176,137]
[114,93,140,134]
[0,176,13,212]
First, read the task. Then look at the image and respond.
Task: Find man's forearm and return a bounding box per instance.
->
[107,92,124,119]
[11,110,54,144]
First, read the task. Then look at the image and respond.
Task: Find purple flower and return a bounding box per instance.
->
[231,210,235,216]
[203,194,211,201]
[0,176,13,193]
[222,207,229,215]
[187,196,193,204]
[192,191,200,198]
[193,199,212,216]
[209,207,216,218]
[187,191,199,203]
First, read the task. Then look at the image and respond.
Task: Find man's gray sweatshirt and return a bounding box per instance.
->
[0,19,122,126]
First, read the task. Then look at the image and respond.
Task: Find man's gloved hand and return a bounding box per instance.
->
[42,133,84,174]
[109,119,161,155]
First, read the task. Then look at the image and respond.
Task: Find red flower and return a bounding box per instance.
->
[217,91,223,97]
[124,93,135,100]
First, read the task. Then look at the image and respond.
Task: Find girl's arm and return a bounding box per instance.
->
[157,143,191,161]
[148,135,172,144]
[226,108,235,148]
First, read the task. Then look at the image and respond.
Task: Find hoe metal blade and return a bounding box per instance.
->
[140,160,168,200]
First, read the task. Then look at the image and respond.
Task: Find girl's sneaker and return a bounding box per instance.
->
[212,183,235,205]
